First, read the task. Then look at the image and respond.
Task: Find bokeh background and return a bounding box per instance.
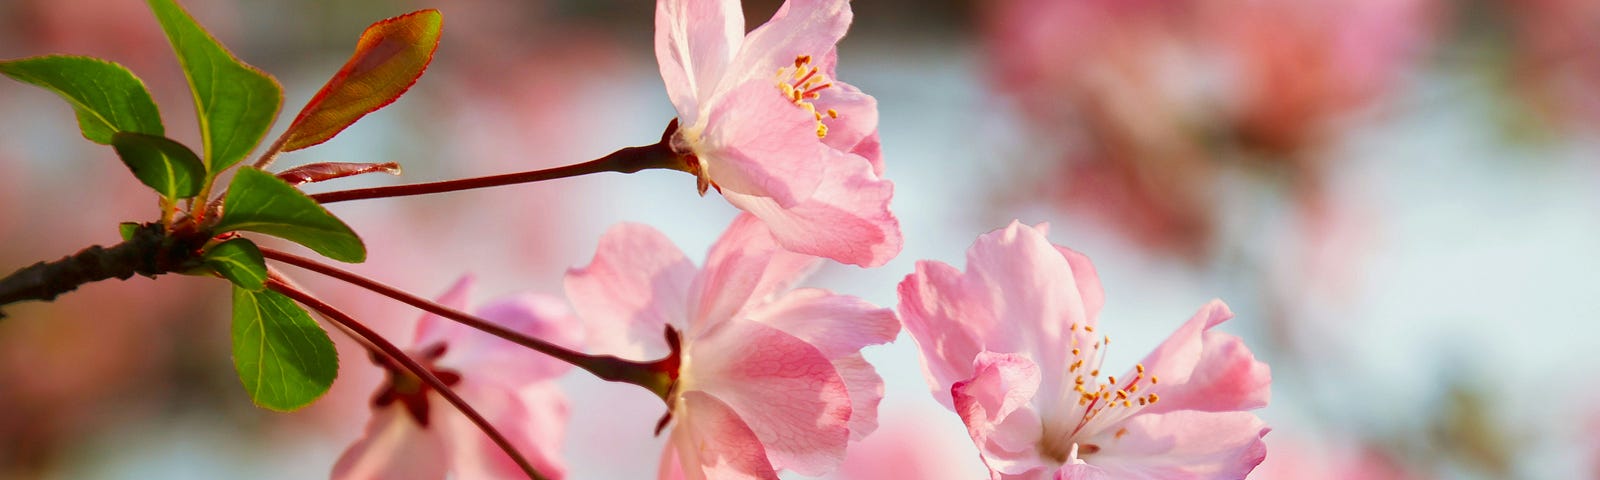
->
[2,0,1598,478]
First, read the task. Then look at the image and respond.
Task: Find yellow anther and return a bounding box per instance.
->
[1136,364,1145,374]
[776,54,834,139]
[1148,394,1159,403]
[1150,376,1159,384]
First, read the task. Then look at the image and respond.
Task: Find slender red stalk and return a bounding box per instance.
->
[267,280,548,480]
[309,139,685,205]
[260,248,678,400]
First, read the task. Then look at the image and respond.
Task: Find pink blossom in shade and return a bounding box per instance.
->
[1499,0,1600,129]
[654,0,901,267]
[332,277,580,480]
[897,221,1272,479]
[565,214,900,479]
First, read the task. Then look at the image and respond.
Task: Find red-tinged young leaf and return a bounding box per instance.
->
[276,9,443,152]
[276,161,401,186]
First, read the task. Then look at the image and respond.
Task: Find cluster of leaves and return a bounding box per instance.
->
[0,0,442,411]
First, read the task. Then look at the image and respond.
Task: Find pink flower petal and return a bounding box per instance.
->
[965,222,1100,370]
[1053,463,1112,480]
[722,147,900,267]
[665,391,782,480]
[449,294,584,385]
[746,287,900,358]
[952,351,1048,477]
[1134,300,1271,415]
[700,81,830,208]
[829,354,885,441]
[690,319,852,476]
[443,383,570,480]
[565,223,696,361]
[1053,246,1104,323]
[899,222,1100,403]
[691,213,821,329]
[899,259,991,407]
[413,275,476,349]
[654,0,744,125]
[812,80,884,175]
[1080,411,1269,479]
[725,0,853,90]
[331,407,450,480]
[749,288,895,441]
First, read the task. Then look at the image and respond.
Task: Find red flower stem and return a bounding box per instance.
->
[259,247,678,400]
[309,136,686,205]
[266,279,549,480]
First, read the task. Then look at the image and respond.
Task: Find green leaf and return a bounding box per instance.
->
[214,168,365,263]
[0,55,163,144]
[205,238,267,290]
[231,287,338,411]
[146,0,282,173]
[118,222,141,241]
[110,132,205,199]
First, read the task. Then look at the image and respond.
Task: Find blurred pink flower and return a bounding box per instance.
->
[566,214,898,478]
[898,221,1271,479]
[985,0,1436,260]
[1207,0,1438,157]
[832,402,992,479]
[1498,0,1600,129]
[1252,437,1423,480]
[655,0,900,267]
[332,277,578,480]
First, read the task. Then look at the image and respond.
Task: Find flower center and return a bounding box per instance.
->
[371,342,462,428]
[775,54,839,139]
[1037,323,1162,463]
[1067,324,1160,420]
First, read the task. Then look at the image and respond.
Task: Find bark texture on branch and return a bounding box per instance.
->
[0,223,208,319]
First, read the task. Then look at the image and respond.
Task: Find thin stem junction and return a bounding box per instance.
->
[310,129,686,205]
[260,247,679,400]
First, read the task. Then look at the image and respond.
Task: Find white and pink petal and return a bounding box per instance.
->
[331,408,450,480]
[688,319,852,476]
[655,0,744,123]
[565,223,696,361]
[691,213,822,327]
[722,147,899,267]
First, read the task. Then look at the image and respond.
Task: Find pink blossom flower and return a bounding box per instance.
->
[898,221,1271,479]
[332,277,579,480]
[566,214,899,478]
[654,0,901,267]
